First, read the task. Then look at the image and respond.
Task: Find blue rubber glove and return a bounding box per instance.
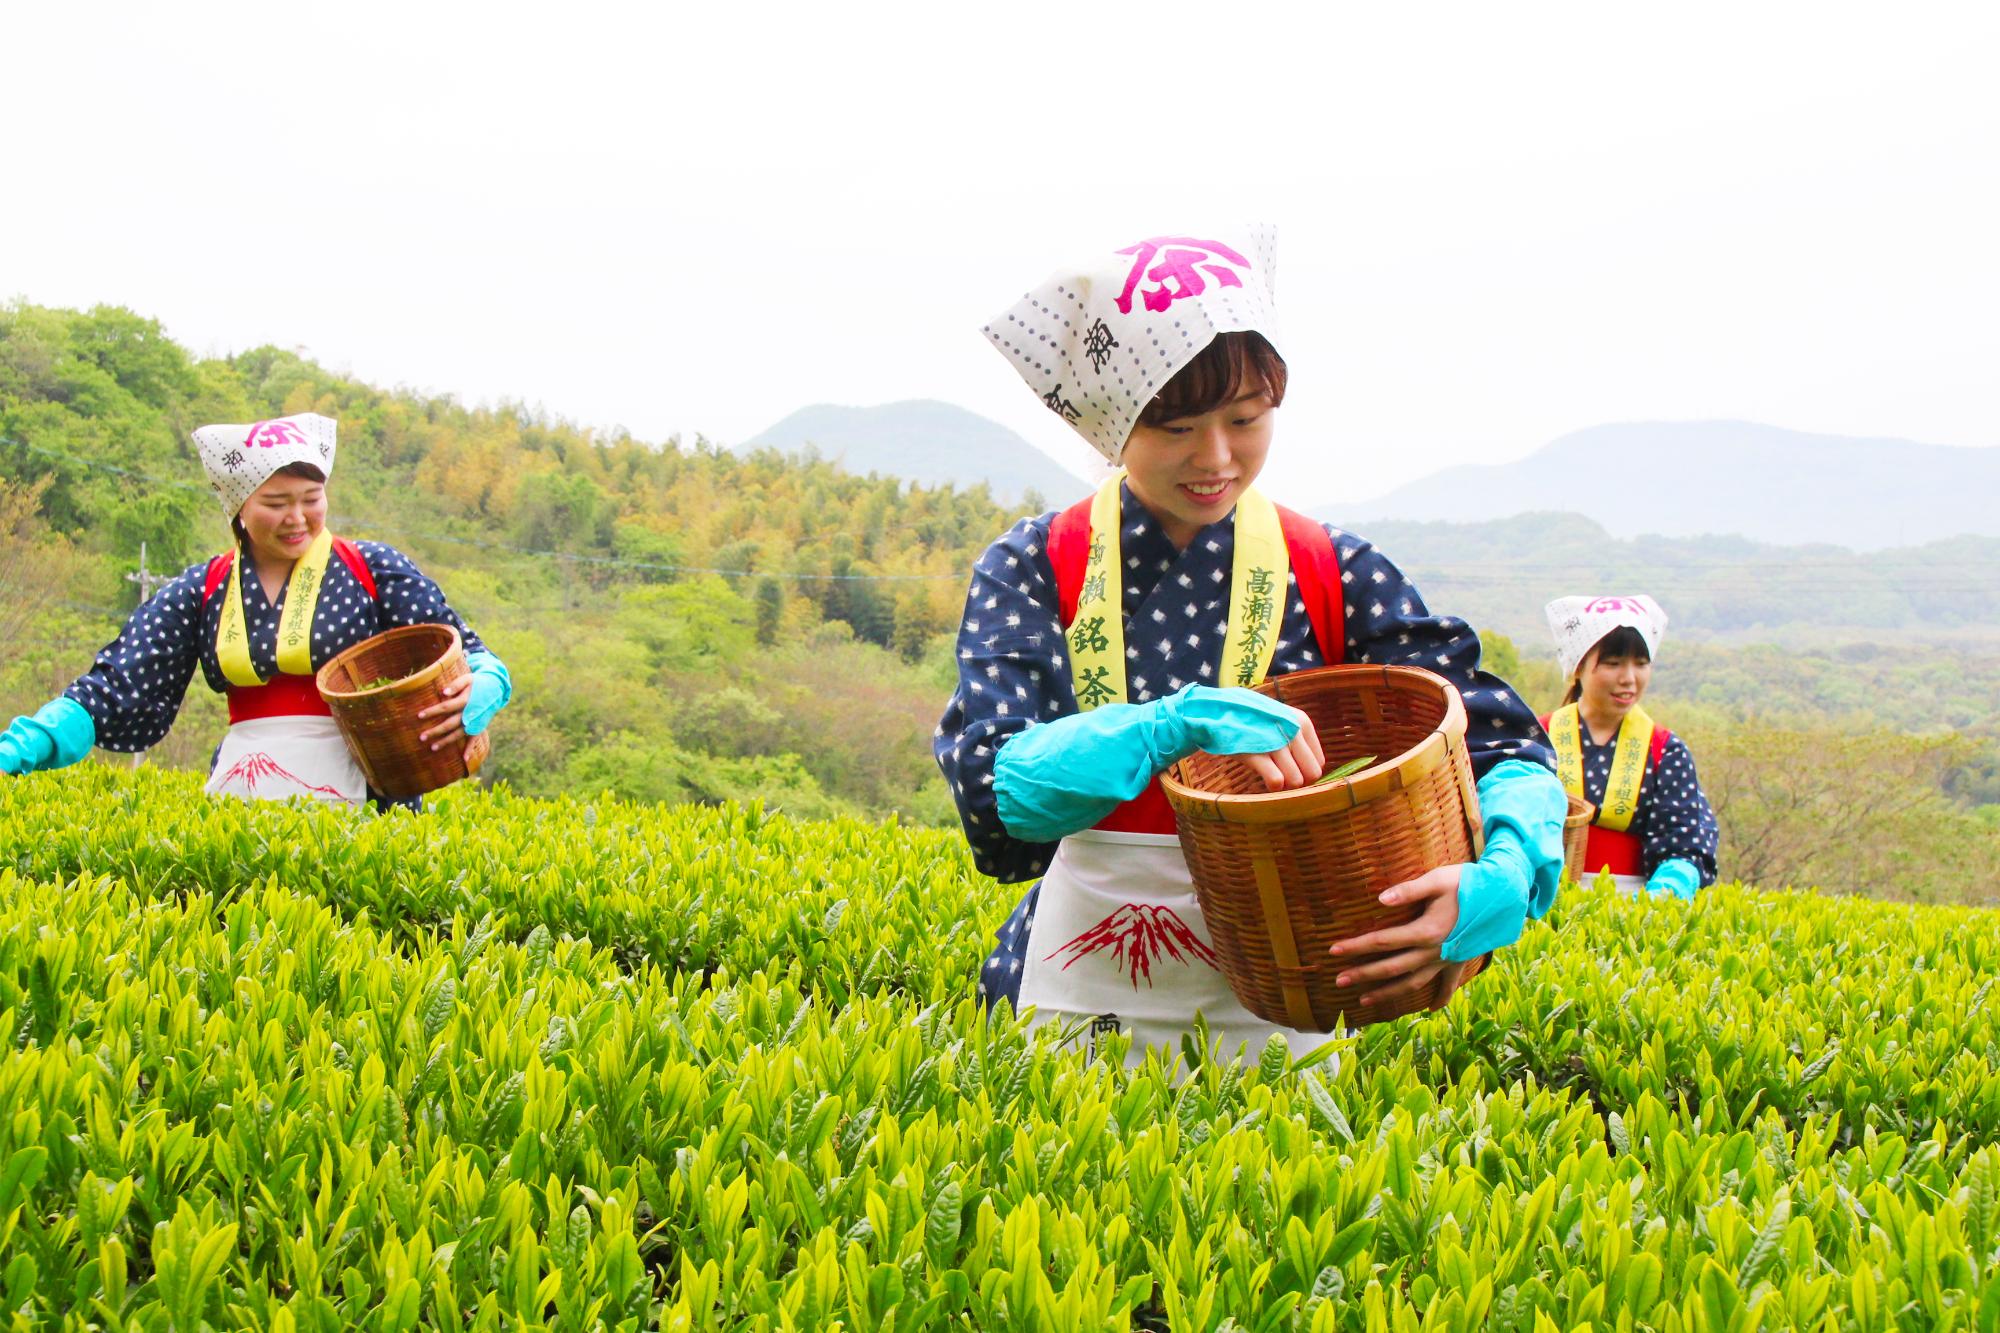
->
[994,684,1304,842]
[1646,858,1702,900]
[0,698,97,776]
[1440,760,1567,963]
[461,651,512,738]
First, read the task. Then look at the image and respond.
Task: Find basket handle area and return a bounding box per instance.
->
[1253,846,1472,1032]
[1453,741,1485,860]
[1250,853,1320,1032]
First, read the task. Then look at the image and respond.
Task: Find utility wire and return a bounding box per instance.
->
[9,433,1999,591]
[1,434,965,583]
[333,517,966,582]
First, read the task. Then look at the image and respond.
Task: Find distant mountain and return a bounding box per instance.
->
[1327,422,2000,550]
[739,400,1093,507]
[1342,510,2000,646]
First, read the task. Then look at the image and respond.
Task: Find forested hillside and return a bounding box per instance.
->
[4,302,1994,902]
[0,302,1016,824]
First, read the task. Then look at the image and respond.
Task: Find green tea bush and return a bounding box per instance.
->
[2,769,1997,1328]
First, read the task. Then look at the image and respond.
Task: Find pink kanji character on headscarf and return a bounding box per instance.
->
[244,419,308,449]
[1113,236,1253,315]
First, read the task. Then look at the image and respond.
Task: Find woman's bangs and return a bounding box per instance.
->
[1592,626,1652,663]
[1138,332,1288,427]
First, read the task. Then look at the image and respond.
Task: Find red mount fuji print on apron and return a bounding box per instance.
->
[214,751,350,801]
[1046,903,1221,988]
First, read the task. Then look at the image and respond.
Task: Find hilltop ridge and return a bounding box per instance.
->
[738,399,1093,507]
[1327,421,2000,549]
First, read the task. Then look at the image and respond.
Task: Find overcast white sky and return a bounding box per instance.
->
[3,2,1994,506]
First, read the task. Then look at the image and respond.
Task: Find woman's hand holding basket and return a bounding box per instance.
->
[415,649,512,753]
[1327,759,1567,1014]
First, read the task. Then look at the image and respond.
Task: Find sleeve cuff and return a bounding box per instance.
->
[5,697,97,773]
[1441,761,1568,962]
[462,651,512,737]
[38,697,96,767]
[1646,858,1702,899]
[1442,828,1531,962]
[994,733,1123,843]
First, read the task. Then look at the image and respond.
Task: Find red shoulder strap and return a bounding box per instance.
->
[1051,497,1345,669]
[1048,496,1094,627]
[202,552,232,605]
[202,540,376,605]
[1275,504,1344,667]
[332,537,377,601]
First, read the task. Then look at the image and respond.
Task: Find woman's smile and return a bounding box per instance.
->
[1179,478,1236,506]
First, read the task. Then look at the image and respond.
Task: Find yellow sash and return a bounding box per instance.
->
[217,529,335,687]
[1066,475,1287,711]
[1548,702,1655,832]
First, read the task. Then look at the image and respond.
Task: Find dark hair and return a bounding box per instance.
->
[1138,331,1288,427]
[230,463,328,544]
[1562,624,1653,703]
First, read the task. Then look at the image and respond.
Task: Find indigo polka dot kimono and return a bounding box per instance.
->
[63,541,487,797]
[935,485,1558,1009]
[1568,726,1719,884]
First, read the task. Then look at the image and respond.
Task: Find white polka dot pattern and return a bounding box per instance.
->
[934,483,1555,886]
[1575,727,1720,885]
[193,413,338,517]
[982,226,1281,463]
[62,541,487,753]
[1545,594,1668,682]
[946,490,1559,1009]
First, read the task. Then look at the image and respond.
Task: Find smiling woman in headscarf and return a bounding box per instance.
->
[935,227,1569,1066]
[0,413,511,805]
[1541,595,1718,896]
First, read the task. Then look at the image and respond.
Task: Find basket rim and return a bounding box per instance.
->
[1160,664,1468,826]
[1565,794,1595,828]
[315,623,464,700]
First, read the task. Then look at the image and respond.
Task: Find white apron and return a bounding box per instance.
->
[1015,829,1342,1070]
[205,716,366,806]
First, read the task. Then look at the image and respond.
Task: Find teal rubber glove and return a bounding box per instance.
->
[461,650,512,738]
[1646,858,1702,900]
[0,698,97,776]
[994,684,1304,842]
[1440,760,1567,963]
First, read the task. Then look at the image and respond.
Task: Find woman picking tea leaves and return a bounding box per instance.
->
[1542,595,1718,896]
[937,227,1567,1064]
[0,414,510,805]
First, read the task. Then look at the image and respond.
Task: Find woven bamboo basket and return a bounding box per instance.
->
[315,624,490,800]
[1562,795,1595,883]
[1160,665,1486,1032]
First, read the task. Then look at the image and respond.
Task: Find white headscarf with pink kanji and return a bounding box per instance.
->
[984,226,1281,463]
[1546,594,1669,682]
[193,413,338,518]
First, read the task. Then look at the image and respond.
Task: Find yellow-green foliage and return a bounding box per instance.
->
[3,767,1999,1329]
[0,302,1011,822]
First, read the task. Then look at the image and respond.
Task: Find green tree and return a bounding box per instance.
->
[610,520,684,584]
[754,577,783,648]
[890,584,935,663]
[514,471,611,552]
